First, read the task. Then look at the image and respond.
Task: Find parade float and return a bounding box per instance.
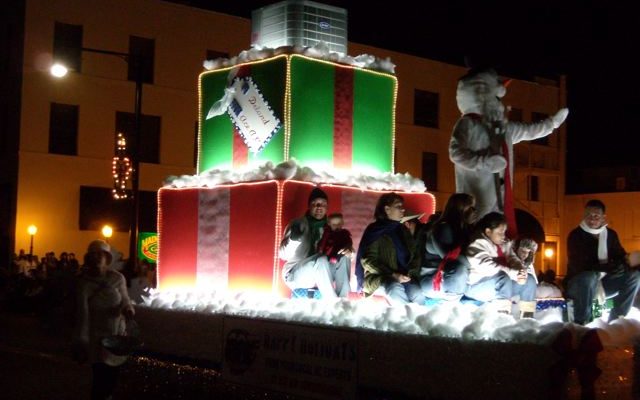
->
[131,2,640,399]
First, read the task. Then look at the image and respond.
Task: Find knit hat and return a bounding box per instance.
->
[308,187,328,204]
[87,239,113,265]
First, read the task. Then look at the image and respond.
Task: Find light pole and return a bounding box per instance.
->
[27,225,37,258]
[51,47,143,265]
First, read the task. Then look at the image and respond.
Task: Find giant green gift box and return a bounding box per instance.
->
[198,54,397,174]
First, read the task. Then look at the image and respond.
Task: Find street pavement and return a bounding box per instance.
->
[0,311,303,399]
[0,311,91,399]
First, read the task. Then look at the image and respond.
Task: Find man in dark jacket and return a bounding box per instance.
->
[565,199,640,325]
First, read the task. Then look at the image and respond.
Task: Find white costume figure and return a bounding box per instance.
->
[449,68,568,236]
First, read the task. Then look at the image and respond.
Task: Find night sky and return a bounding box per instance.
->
[180,1,638,175]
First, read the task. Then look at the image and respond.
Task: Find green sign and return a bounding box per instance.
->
[138,232,158,262]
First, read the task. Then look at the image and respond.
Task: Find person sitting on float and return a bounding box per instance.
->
[465,212,536,317]
[279,187,351,299]
[511,237,540,318]
[356,193,425,305]
[419,193,477,302]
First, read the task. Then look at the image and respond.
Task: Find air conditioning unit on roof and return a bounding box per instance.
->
[251,0,348,56]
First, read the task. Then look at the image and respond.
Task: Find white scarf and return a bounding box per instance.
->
[579,220,608,262]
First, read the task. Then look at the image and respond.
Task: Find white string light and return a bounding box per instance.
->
[113,132,132,199]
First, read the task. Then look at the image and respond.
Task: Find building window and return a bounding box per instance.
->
[206,49,229,60]
[528,175,539,201]
[531,112,550,145]
[115,111,161,164]
[128,36,155,84]
[414,89,439,128]
[53,21,83,72]
[509,107,523,122]
[79,186,157,232]
[421,152,438,191]
[49,103,78,155]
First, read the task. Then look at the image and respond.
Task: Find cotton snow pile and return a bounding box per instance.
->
[203,42,396,74]
[164,159,427,193]
[138,288,640,348]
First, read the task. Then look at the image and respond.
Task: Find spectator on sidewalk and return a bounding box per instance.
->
[128,260,152,304]
[73,239,135,400]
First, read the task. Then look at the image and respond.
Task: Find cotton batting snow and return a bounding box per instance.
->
[202,42,396,74]
[138,288,640,349]
[164,159,427,193]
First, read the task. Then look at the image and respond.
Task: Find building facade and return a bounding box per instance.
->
[2,0,566,274]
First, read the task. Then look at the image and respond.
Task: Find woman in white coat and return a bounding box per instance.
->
[73,240,134,399]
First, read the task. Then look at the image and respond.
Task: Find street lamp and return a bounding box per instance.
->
[27,224,37,258]
[544,248,554,259]
[544,246,554,272]
[102,225,113,243]
[50,63,68,77]
[51,47,143,264]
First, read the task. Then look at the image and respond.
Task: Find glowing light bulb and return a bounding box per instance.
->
[27,225,38,235]
[544,248,554,259]
[102,225,113,239]
[50,63,69,78]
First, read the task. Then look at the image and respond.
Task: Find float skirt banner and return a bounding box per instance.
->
[223,316,358,400]
[199,55,397,174]
[157,180,435,295]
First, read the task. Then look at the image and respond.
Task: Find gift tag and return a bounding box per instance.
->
[227,77,281,154]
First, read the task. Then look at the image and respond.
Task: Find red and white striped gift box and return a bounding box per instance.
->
[157,180,435,296]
